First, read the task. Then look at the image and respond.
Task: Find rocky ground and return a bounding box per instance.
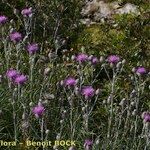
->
[81,0,140,25]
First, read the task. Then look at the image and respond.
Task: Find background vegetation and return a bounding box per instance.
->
[0,0,150,150]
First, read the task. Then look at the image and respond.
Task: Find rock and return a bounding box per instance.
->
[116,3,139,14]
[81,1,140,24]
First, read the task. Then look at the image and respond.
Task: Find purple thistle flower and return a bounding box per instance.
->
[76,53,88,63]
[142,112,150,122]
[107,55,120,64]
[27,43,39,54]
[82,86,95,99]
[64,77,77,87]
[136,67,147,75]
[84,139,93,150]
[14,74,27,85]
[91,57,99,65]
[6,69,19,80]
[0,15,8,24]
[21,7,32,17]
[32,104,45,118]
[10,32,22,43]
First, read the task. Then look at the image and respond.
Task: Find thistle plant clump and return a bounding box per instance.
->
[0,1,150,150]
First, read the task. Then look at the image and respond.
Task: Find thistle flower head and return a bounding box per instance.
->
[84,139,93,150]
[14,74,27,85]
[82,86,95,99]
[142,112,150,122]
[136,67,147,75]
[32,103,45,118]
[6,69,19,79]
[91,57,99,65]
[0,15,8,24]
[107,55,120,64]
[64,77,77,87]
[76,53,88,63]
[68,146,77,150]
[21,7,32,17]
[27,43,39,54]
[10,32,22,43]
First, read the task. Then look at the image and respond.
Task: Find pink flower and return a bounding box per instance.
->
[64,77,77,87]
[32,104,45,117]
[107,55,120,64]
[91,57,99,65]
[136,67,147,75]
[6,69,19,79]
[10,32,22,43]
[0,15,8,24]
[84,139,93,150]
[82,86,95,99]
[76,53,88,63]
[27,43,39,54]
[142,112,150,122]
[21,8,32,17]
[14,74,27,85]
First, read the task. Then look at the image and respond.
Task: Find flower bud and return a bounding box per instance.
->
[132,67,136,73]
[77,65,80,70]
[71,55,75,61]
[10,19,14,24]
[116,62,122,69]
[75,87,79,96]
[56,133,61,140]
[107,96,112,104]
[95,89,100,95]
[103,100,106,104]
[44,67,50,76]
[119,98,126,106]
[66,57,70,61]
[95,139,100,145]
[68,146,77,150]
[68,97,71,101]
[60,80,64,86]
[63,110,67,114]
[122,59,126,64]
[9,28,15,34]
[29,102,34,107]
[82,107,86,112]
[0,75,2,83]
[110,63,114,68]
[85,104,88,108]
[88,55,93,61]
[53,145,59,150]
[60,120,64,124]
[45,129,50,134]
[14,9,19,15]
[99,56,104,63]
[14,87,17,92]
[130,75,134,81]
[130,102,135,106]
[132,109,137,116]
[22,113,26,120]
[131,90,136,97]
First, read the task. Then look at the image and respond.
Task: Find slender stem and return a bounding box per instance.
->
[107,69,115,139]
[40,118,44,141]
[133,77,141,143]
[85,100,89,133]
[70,98,73,140]
[12,88,17,142]
[29,54,35,90]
